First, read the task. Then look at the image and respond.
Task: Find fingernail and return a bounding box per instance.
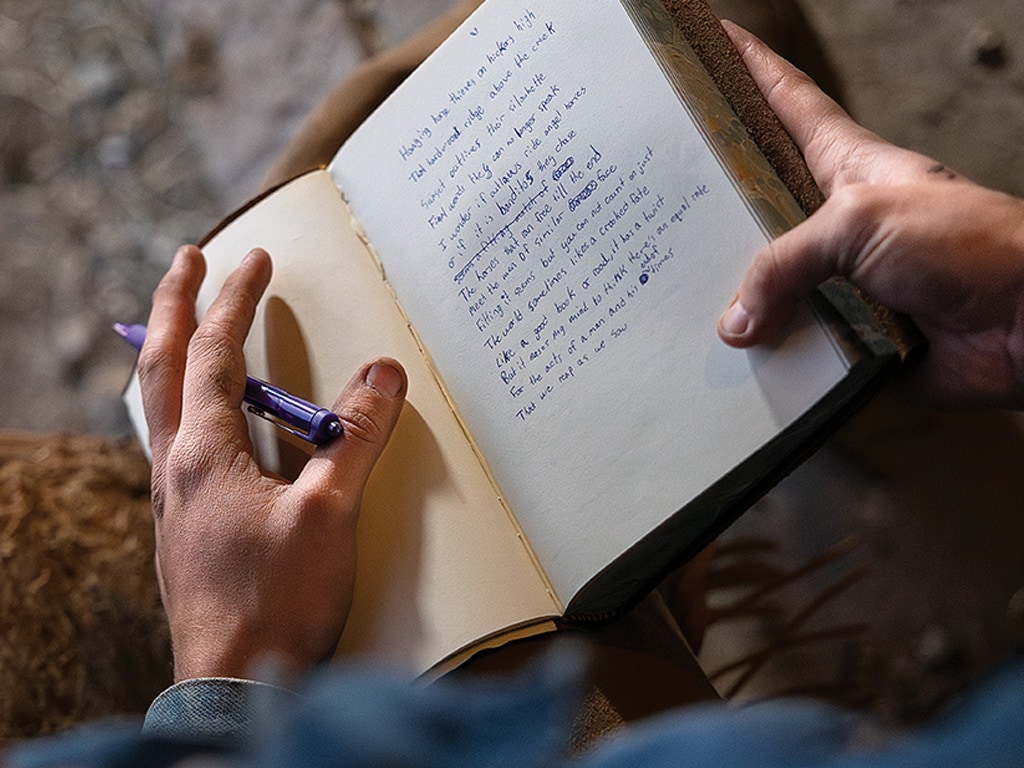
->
[366,362,404,397]
[172,244,193,266]
[719,300,751,337]
[242,248,265,266]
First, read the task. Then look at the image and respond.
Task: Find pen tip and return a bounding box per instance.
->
[112,322,146,352]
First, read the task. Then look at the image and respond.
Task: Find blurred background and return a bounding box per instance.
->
[0,0,461,436]
[1,0,1023,738]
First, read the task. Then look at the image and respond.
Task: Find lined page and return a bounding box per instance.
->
[331,0,848,601]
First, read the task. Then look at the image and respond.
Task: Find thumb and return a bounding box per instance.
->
[298,357,407,498]
[718,210,850,347]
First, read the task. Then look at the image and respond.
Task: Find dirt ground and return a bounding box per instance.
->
[1,0,1022,731]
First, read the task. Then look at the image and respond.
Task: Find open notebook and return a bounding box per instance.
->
[124,0,910,676]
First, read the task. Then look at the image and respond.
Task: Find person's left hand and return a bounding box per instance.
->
[137,244,407,682]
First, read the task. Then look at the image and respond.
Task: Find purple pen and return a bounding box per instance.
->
[113,322,343,445]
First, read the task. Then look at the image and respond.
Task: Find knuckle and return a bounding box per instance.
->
[825,184,892,253]
[830,183,896,233]
[187,329,243,397]
[766,67,816,104]
[830,182,882,215]
[187,326,239,367]
[803,114,870,194]
[340,406,387,447]
[136,343,181,388]
[162,441,210,503]
[823,184,895,273]
[153,436,255,528]
[337,391,391,448]
[151,270,187,305]
[290,490,343,525]
[162,436,238,506]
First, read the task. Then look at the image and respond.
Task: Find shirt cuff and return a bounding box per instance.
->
[142,677,297,745]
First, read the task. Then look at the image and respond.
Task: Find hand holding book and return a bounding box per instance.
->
[719,22,1024,411]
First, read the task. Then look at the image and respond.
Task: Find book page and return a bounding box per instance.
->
[330,0,850,602]
[189,170,560,673]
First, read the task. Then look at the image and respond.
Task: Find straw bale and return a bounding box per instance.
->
[0,431,170,741]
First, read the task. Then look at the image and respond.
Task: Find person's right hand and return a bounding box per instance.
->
[137,245,407,682]
[717,22,1024,410]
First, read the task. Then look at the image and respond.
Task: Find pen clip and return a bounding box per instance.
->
[247,404,318,442]
[243,379,342,445]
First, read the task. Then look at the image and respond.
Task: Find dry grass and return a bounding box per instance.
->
[0,431,170,742]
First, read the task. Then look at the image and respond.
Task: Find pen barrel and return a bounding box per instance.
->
[244,378,341,444]
[115,324,341,445]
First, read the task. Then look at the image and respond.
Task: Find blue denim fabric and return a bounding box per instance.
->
[7,652,1024,767]
[584,658,1024,767]
[144,678,299,745]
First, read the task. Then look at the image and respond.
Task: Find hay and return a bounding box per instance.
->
[0,431,170,742]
